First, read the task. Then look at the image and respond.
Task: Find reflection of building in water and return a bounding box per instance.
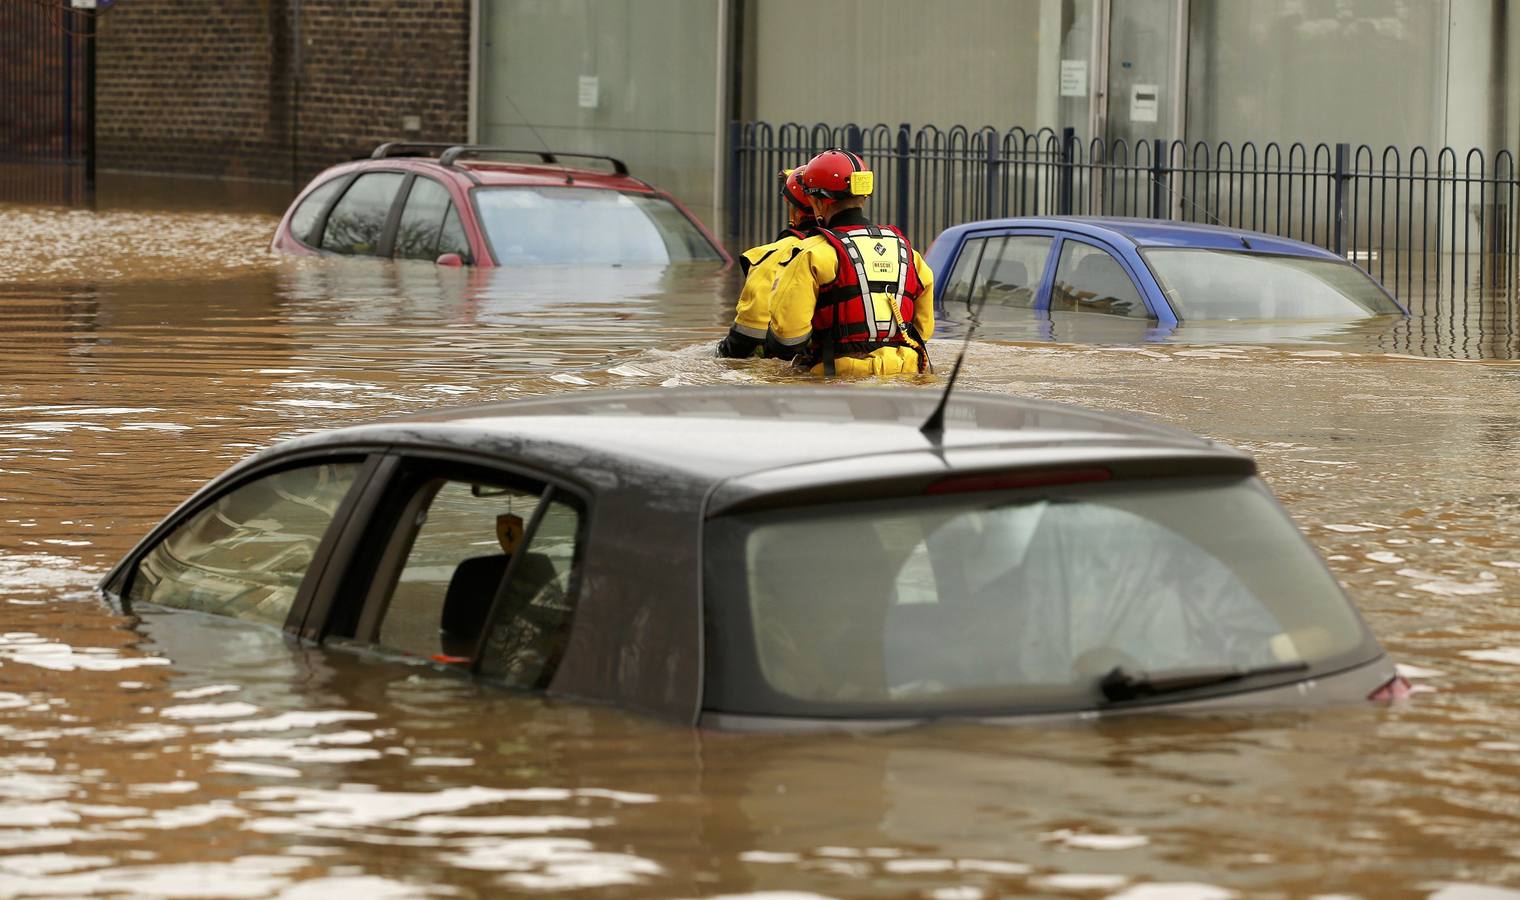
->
[273,257,730,343]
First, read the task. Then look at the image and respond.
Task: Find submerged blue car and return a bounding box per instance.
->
[926,217,1407,328]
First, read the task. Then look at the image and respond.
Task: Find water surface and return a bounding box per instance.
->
[1,197,1518,898]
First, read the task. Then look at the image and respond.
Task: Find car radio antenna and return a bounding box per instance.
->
[920,278,991,439]
[501,91,554,156]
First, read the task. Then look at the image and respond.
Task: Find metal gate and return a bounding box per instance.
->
[0,1,95,204]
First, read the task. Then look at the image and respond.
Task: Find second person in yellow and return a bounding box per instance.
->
[715,168,818,359]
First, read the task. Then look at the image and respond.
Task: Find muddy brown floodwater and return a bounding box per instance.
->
[0,192,1518,899]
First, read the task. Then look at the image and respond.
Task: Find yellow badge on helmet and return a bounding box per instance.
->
[849,170,874,196]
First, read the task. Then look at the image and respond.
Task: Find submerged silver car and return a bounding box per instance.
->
[100,387,1406,729]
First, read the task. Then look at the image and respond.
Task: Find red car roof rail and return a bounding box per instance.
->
[370,141,464,159]
[435,145,631,176]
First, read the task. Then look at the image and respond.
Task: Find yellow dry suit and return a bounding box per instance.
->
[715,226,813,359]
[765,210,935,376]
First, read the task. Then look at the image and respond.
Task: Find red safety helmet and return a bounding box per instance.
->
[801,148,874,200]
[779,167,810,212]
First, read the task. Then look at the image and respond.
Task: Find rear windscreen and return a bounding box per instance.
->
[702,476,1377,717]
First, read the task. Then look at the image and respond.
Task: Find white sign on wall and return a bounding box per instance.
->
[1059,60,1088,97]
[1130,84,1160,123]
[578,75,600,109]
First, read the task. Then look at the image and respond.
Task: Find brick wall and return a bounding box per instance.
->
[97,0,469,185]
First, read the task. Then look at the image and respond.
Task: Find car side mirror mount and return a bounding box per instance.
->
[435,253,465,267]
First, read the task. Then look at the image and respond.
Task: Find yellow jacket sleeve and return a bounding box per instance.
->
[767,235,839,346]
[732,236,802,337]
[911,249,935,342]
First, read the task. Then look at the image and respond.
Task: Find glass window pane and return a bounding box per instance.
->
[970,235,1051,310]
[704,478,1373,716]
[321,172,405,256]
[940,238,987,311]
[289,177,346,246]
[479,498,582,689]
[1051,240,1148,318]
[129,462,361,626]
[438,203,472,262]
[393,177,451,260]
[374,479,546,663]
[1142,250,1403,320]
[475,187,721,265]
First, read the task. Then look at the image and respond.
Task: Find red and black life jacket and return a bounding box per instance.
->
[810,220,926,371]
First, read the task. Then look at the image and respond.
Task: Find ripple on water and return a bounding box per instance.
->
[1,202,1519,896]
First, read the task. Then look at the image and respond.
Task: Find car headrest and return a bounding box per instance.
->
[441,554,511,644]
[1070,253,1132,299]
[991,259,1028,289]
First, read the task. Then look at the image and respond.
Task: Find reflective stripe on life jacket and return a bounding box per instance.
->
[812,223,923,365]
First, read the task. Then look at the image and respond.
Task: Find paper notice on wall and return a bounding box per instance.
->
[1130,84,1159,123]
[1060,60,1088,97]
[578,76,600,109]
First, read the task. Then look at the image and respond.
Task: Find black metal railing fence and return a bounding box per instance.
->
[0,2,95,204]
[728,122,1519,305]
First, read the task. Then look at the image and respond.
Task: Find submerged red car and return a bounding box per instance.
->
[271,143,730,267]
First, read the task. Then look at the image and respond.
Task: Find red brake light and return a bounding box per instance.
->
[925,467,1113,495]
[1367,674,1413,702]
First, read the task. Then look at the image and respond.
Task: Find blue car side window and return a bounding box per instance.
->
[943,234,1053,313]
[969,235,1052,310]
[1050,240,1149,318]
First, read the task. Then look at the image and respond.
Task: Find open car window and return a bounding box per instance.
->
[703,476,1377,717]
[127,462,363,627]
[349,473,583,689]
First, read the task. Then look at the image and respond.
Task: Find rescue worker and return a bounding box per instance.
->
[714,168,818,358]
[764,148,934,376]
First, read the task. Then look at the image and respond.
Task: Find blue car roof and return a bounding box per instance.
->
[937,216,1344,260]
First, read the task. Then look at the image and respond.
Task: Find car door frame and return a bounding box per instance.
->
[295,445,596,675]
[383,170,480,265]
[1047,232,1179,325]
[288,172,357,250]
[310,168,411,258]
[933,227,1063,320]
[98,447,395,633]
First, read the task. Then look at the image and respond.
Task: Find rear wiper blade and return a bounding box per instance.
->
[1099,660,1310,703]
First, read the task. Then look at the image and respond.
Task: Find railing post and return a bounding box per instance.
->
[1333,141,1350,257]
[845,123,863,156]
[984,131,1000,219]
[895,123,911,232]
[1059,126,1076,216]
[726,120,742,244]
[1150,138,1167,219]
[83,6,96,199]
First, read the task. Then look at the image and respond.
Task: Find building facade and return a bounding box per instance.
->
[78,0,1520,228]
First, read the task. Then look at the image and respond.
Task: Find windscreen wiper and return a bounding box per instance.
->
[1099,660,1310,704]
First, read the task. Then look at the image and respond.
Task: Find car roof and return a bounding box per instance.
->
[942,216,1345,260]
[262,387,1252,501]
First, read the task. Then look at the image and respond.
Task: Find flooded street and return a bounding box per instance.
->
[1,195,1519,898]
